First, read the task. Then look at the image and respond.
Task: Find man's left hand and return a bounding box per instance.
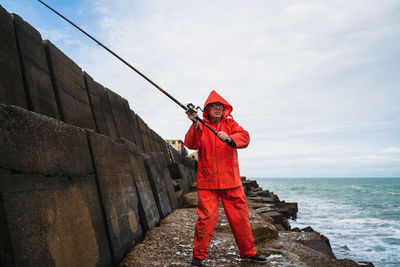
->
[217,131,232,142]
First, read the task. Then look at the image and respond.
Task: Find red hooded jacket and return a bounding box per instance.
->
[184,90,250,189]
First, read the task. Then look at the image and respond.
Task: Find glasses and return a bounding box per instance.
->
[209,103,224,109]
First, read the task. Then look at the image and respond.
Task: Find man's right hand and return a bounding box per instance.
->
[186,110,199,130]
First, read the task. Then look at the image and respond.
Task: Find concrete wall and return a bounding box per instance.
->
[0,5,195,266]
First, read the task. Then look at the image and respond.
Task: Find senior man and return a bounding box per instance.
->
[185,90,267,266]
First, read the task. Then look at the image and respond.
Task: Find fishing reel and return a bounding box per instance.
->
[186,103,203,114]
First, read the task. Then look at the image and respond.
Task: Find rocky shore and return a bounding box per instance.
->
[120,177,374,267]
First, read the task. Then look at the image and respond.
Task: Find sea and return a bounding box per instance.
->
[254,178,400,267]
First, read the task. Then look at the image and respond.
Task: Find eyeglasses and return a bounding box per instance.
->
[209,103,224,109]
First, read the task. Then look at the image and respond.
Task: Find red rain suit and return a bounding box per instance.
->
[184,90,255,260]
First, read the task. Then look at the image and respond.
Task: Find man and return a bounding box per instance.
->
[185,90,267,266]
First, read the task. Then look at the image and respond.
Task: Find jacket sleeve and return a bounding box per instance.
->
[229,120,250,149]
[184,123,203,150]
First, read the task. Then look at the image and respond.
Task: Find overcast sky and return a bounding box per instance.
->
[2,0,400,177]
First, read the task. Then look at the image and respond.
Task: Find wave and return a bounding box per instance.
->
[255,178,400,267]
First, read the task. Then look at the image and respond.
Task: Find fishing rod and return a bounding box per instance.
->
[37,0,234,147]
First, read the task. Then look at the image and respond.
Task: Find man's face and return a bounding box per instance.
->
[207,102,224,120]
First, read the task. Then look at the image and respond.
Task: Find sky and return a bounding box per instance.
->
[2,0,399,178]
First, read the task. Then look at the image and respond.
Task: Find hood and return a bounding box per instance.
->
[203,90,233,120]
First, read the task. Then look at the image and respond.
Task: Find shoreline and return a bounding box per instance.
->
[120,177,375,266]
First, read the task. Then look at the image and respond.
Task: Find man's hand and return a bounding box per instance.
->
[217,131,232,142]
[186,110,199,130]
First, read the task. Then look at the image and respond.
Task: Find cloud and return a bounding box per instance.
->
[382,147,400,154]
[10,0,398,177]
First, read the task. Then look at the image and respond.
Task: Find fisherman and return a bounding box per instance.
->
[185,90,267,266]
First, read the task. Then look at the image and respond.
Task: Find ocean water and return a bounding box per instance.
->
[254,178,400,267]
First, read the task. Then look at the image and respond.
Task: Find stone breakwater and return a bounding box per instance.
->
[120,177,375,267]
[1,4,197,266]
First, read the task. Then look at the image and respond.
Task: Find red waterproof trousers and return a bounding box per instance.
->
[193,186,256,260]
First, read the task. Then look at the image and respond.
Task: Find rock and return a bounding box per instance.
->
[276,207,291,218]
[358,262,375,267]
[321,234,332,250]
[246,191,259,197]
[285,202,298,212]
[257,213,276,225]
[274,224,286,231]
[247,196,274,203]
[248,202,275,209]
[249,180,259,188]
[252,187,263,192]
[261,211,284,225]
[252,226,278,244]
[281,218,291,231]
[301,238,335,258]
[242,180,252,192]
[270,192,280,202]
[302,226,315,232]
[254,206,275,213]
[183,191,198,208]
[255,190,271,197]
[276,202,298,219]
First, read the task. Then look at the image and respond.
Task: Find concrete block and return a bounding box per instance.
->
[158,136,167,155]
[169,145,181,163]
[165,143,173,163]
[0,188,13,266]
[143,152,173,217]
[148,128,160,152]
[105,89,135,142]
[154,134,170,164]
[168,163,191,194]
[175,189,184,208]
[43,40,96,130]
[153,130,163,152]
[145,125,157,152]
[182,156,195,169]
[164,168,180,210]
[127,111,144,152]
[84,73,119,138]
[12,14,59,119]
[0,6,27,108]
[186,166,197,185]
[122,140,161,231]
[0,104,92,176]
[136,115,152,152]
[0,169,112,267]
[87,132,143,262]
[0,104,111,266]
[127,109,144,153]
[154,133,163,152]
